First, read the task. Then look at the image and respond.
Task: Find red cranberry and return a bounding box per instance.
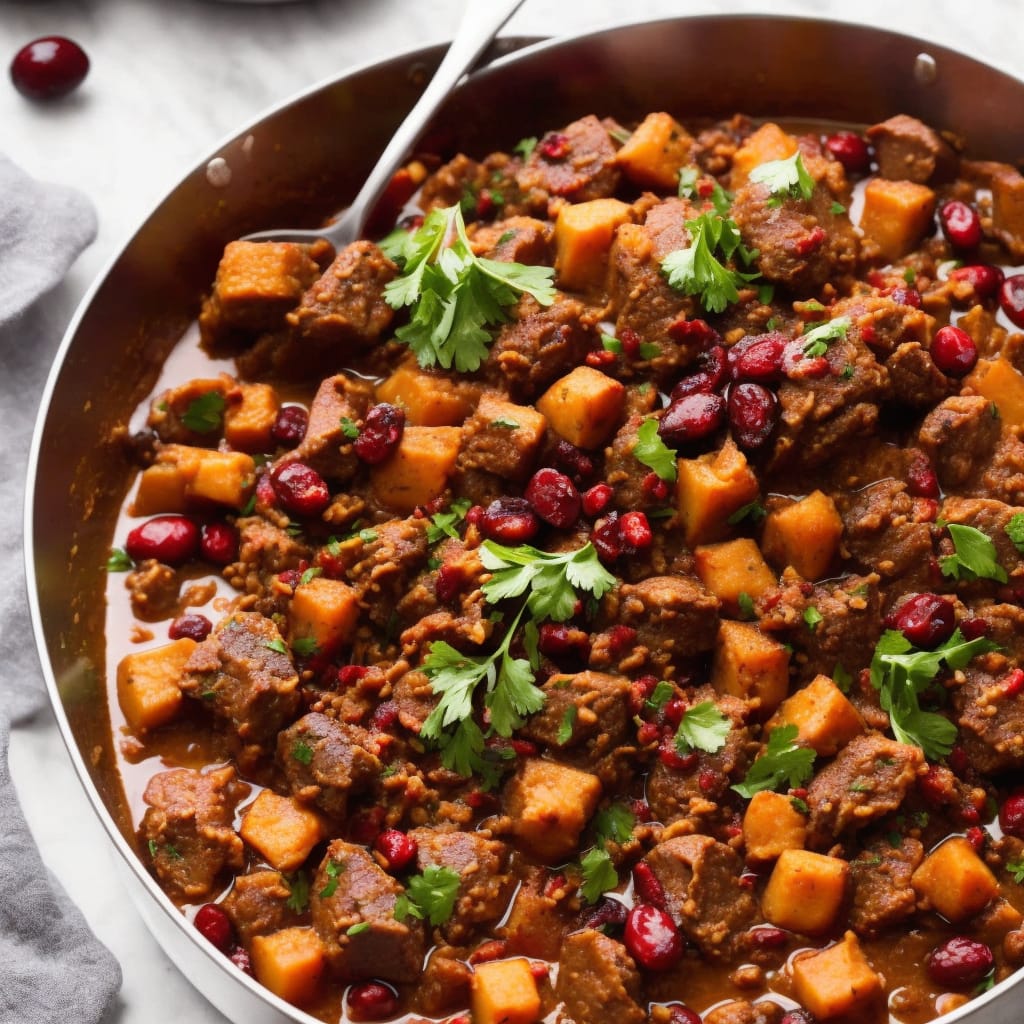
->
[270,461,330,517]
[552,439,595,483]
[939,200,983,250]
[347,981,399,1021]
[907,452,940,499]
[125,515,199,566]
[270,405,309,447]
[623,904,683,971]
[582,483,614,517]
[885,593,957,648]
[228,945,253,976]
[194,903,234,952]
[824,130,870,174]
[255,471,277,510]
[960,617,989,641]
[642,472,670,502]
[734,334,787,382]
[889,286,922,309]
[10,36,89,100]
[354,403,405,465]
[632,862,668,910]
[374,829,418,873]
[168,613,212,643]
[659,393,726,446]
[592,512,622,562]
[664,1006,702,1024]
[727,382,779,450]
[526,468,581,528]
[581,896,629,932]
[668,317,721,350]
[658,734,698,772]
[538,132,571,160]
[1000,274,1024,329]
[339,664,369,688]
[931,325,978,377]
[748,926,789,948]
[608,624,638,656]
[479,498,540,544]
[780,1012,818,1024]
[435,564,462,604]
[965,826,986,852]
[949,264,1005,301]
[368,701,399,734]
[671,345,728,399]
[927,936,994,989]
[1000,791,1024,839]
[620,511,653,549]
[200,522,239,566]
[538,623,591,661]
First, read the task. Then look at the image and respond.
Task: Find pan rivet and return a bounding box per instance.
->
[206,157,232,188]
[914,52,938,85]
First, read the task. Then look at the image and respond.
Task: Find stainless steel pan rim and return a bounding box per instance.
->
[25,13,1024,1024]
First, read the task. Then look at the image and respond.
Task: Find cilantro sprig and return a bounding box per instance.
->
[749,152,815,206]
[731,724,815,798]
[593,804,636,847]
[674,701,731,755]
[394,864,461,926]
[634,418,678,483]
[427,497,472,544]
[1005,512,1024,554]
[181,391,226,434]
[801,316,850,357]
[1007,857,1024,884]
[381,204,556,372]
[870,628,999,758]
[579,847,618,904]
[940,524,1009,583]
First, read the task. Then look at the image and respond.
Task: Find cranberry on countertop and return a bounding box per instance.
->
[125,515,199,566]
[10,36,89,100]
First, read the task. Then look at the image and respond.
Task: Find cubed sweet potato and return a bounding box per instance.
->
[615,112,695,191]
[133,444,257,514]
[743,790,807,864]
[131,461,191,516]
[730,122,799,189]
[791,932,883,1020]
[370,425,462,513]
[505,758,602,863]
[859,178,937,261]
[991,164,1024,258]
[911,836,1000,921]
[761,490,843,581]
[677,439,760,547]
[471,958,541,1024]
[459,392,549,482]
[762,849,850,934]
[224,383,280,452]
[554,198,633,292]
[694,537,777,616]
[239,790,327,872]
[116,638,195,732]
[768,674,864,757]
[250,926,326,1006]
[289,576,360,656]
[536,366,625,450]
[710,620,790,715]
[190,450,258,508]
[966,357,1024,428]
[376,361,479,426]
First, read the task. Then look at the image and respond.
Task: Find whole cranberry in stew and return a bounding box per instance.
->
[727,382,779,450]
[353,403,405,464]
[930,325,978,377]
[525,467,581,528]
[168,613,212,643]
[125,515,199,566]
[926,936,994,988]
[479,497,539,544]
[1000,274,1024,329]
[193,903,234,952]
[623,903,683,971]
[999,790,1024,839]
[938,200,982,250]
[670,345,728,399]
[884,593,957,648]
[200,522,239,566]
[780,1011,819,1024]
[270,461,330,517]
[664,1007,702,1024]
[949,264,1004,301]
[270,404,309,447]
[10,36,89,100]
[824,130,870,173]
[347,981,399,1021]
[374,829,418,873]
[658,392,726,446]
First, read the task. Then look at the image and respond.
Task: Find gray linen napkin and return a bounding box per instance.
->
[0,155,121,1023]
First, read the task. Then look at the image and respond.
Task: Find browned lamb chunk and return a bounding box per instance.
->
[953,666,1024,774]
[554,929,646,1024]
[848,837,924,938]
[918,396,1002,491]
[457,391,548,483]
[517,115,621,205]
[866,114,958,183]
[470,215,553,265]
[221,870,306,947]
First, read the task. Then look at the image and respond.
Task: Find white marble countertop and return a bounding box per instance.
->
[3,0,1020,1021]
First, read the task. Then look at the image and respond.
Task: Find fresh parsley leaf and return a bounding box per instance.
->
[661,210,759,314]
[727,499,766,525]
[870,628,999,758]
[939,523,1008,583]
[490,417,520,430]
[830,201,847,215]
[479,540,616,624]
[731,724,816,798]
[380,204,556,372]
[833,663,853,694]
[347,922,370,936]
[319,858,345,899]
[737,592,756,620]
[593,804,636,847]
[674,700,731,755]
[514,136,538,160]
[801,316,850,358]
[427,498,472,544]
[358,529,378,544]
[181,391,226,434]
[646,680,675,712]
[634,418,678,483]
[291,739,314,765]
[1007,513,1024,555]
[263,637,289,656]
[749,152,815,204]
[394,864,461,926]
[299,566,322,586]
[1007,857,1024,884]
[790,796,809,815]
[601,335,623,354]
[579,847,618,904]
[804,606,823,631]
[292,636,319,658]
[107,547,133,572]
[557,705,578,745]
[284,871,310,913]
[339,416,360,440]
[147,839,158,859]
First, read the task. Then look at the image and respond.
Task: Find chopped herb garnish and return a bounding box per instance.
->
[638,342,660,359]
[737,592,756,620]
[291,739,314,765]
[490,417,520,430]
[849,779,873,793]
[147,839,158,858]
[299,566,322,586]
[646,680,675,712]
[801,316,850,358]
[380,204,556,372]
[602,335,623,354]
[841,363,855,380]
[939,523,1008,583]
[427,498,472,544]
[593,804,636,847]
[393,864,461,926]
[790,796,809,815]
[1007,857,1024,884]
[833,663,853,694]
[182,391,226,434]
[264,637,289,655]
[319,859,345,899]
[579,847,618,904]
[888,831,903,848]
[870,628,1000,758]
[903,267,917,284]
[750,152,815,206]
[496,230,516,246]
[346,922,370,936]
[358,529,379,544]
[339,416,360,440]
[732,724,816,798]
[634,418,678,483]
[107,547,133,572]
[164,844,183,861]
[804,606,823,631]
[727,499,767,525]
[830,201,847,215]
[514,136,538,160]
[284,871,310,913]
[674,700,731,755]
[557,705,578,745]
[292,636,319,658]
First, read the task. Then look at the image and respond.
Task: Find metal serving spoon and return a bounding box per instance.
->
[245,0,526,246]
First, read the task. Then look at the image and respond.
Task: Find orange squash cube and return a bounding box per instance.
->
[763,849,850,935]
[224,383,280,452]
[376,361,479,426]
[791,932,883,1020]
[537,366,625,450]
[761,490,844,581]
[250,926,326,1007]
[966,357,1024,428]
[289,576,360,656]
[711,620,790,715]
[116,638,195,732]
[471,958,541,1024]
[677,439,760,547]
[859,178,937,261]
[694,538,777,616]
[911,836,1000,922]
[615,112,695,191]
[240,790,327,872]
[554,198,633,291]
[370,425,462,513]
[768,674,864,757]
[730,123,799,188]
[743,790,807,864]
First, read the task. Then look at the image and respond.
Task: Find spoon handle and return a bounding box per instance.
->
[334,0,527,244]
